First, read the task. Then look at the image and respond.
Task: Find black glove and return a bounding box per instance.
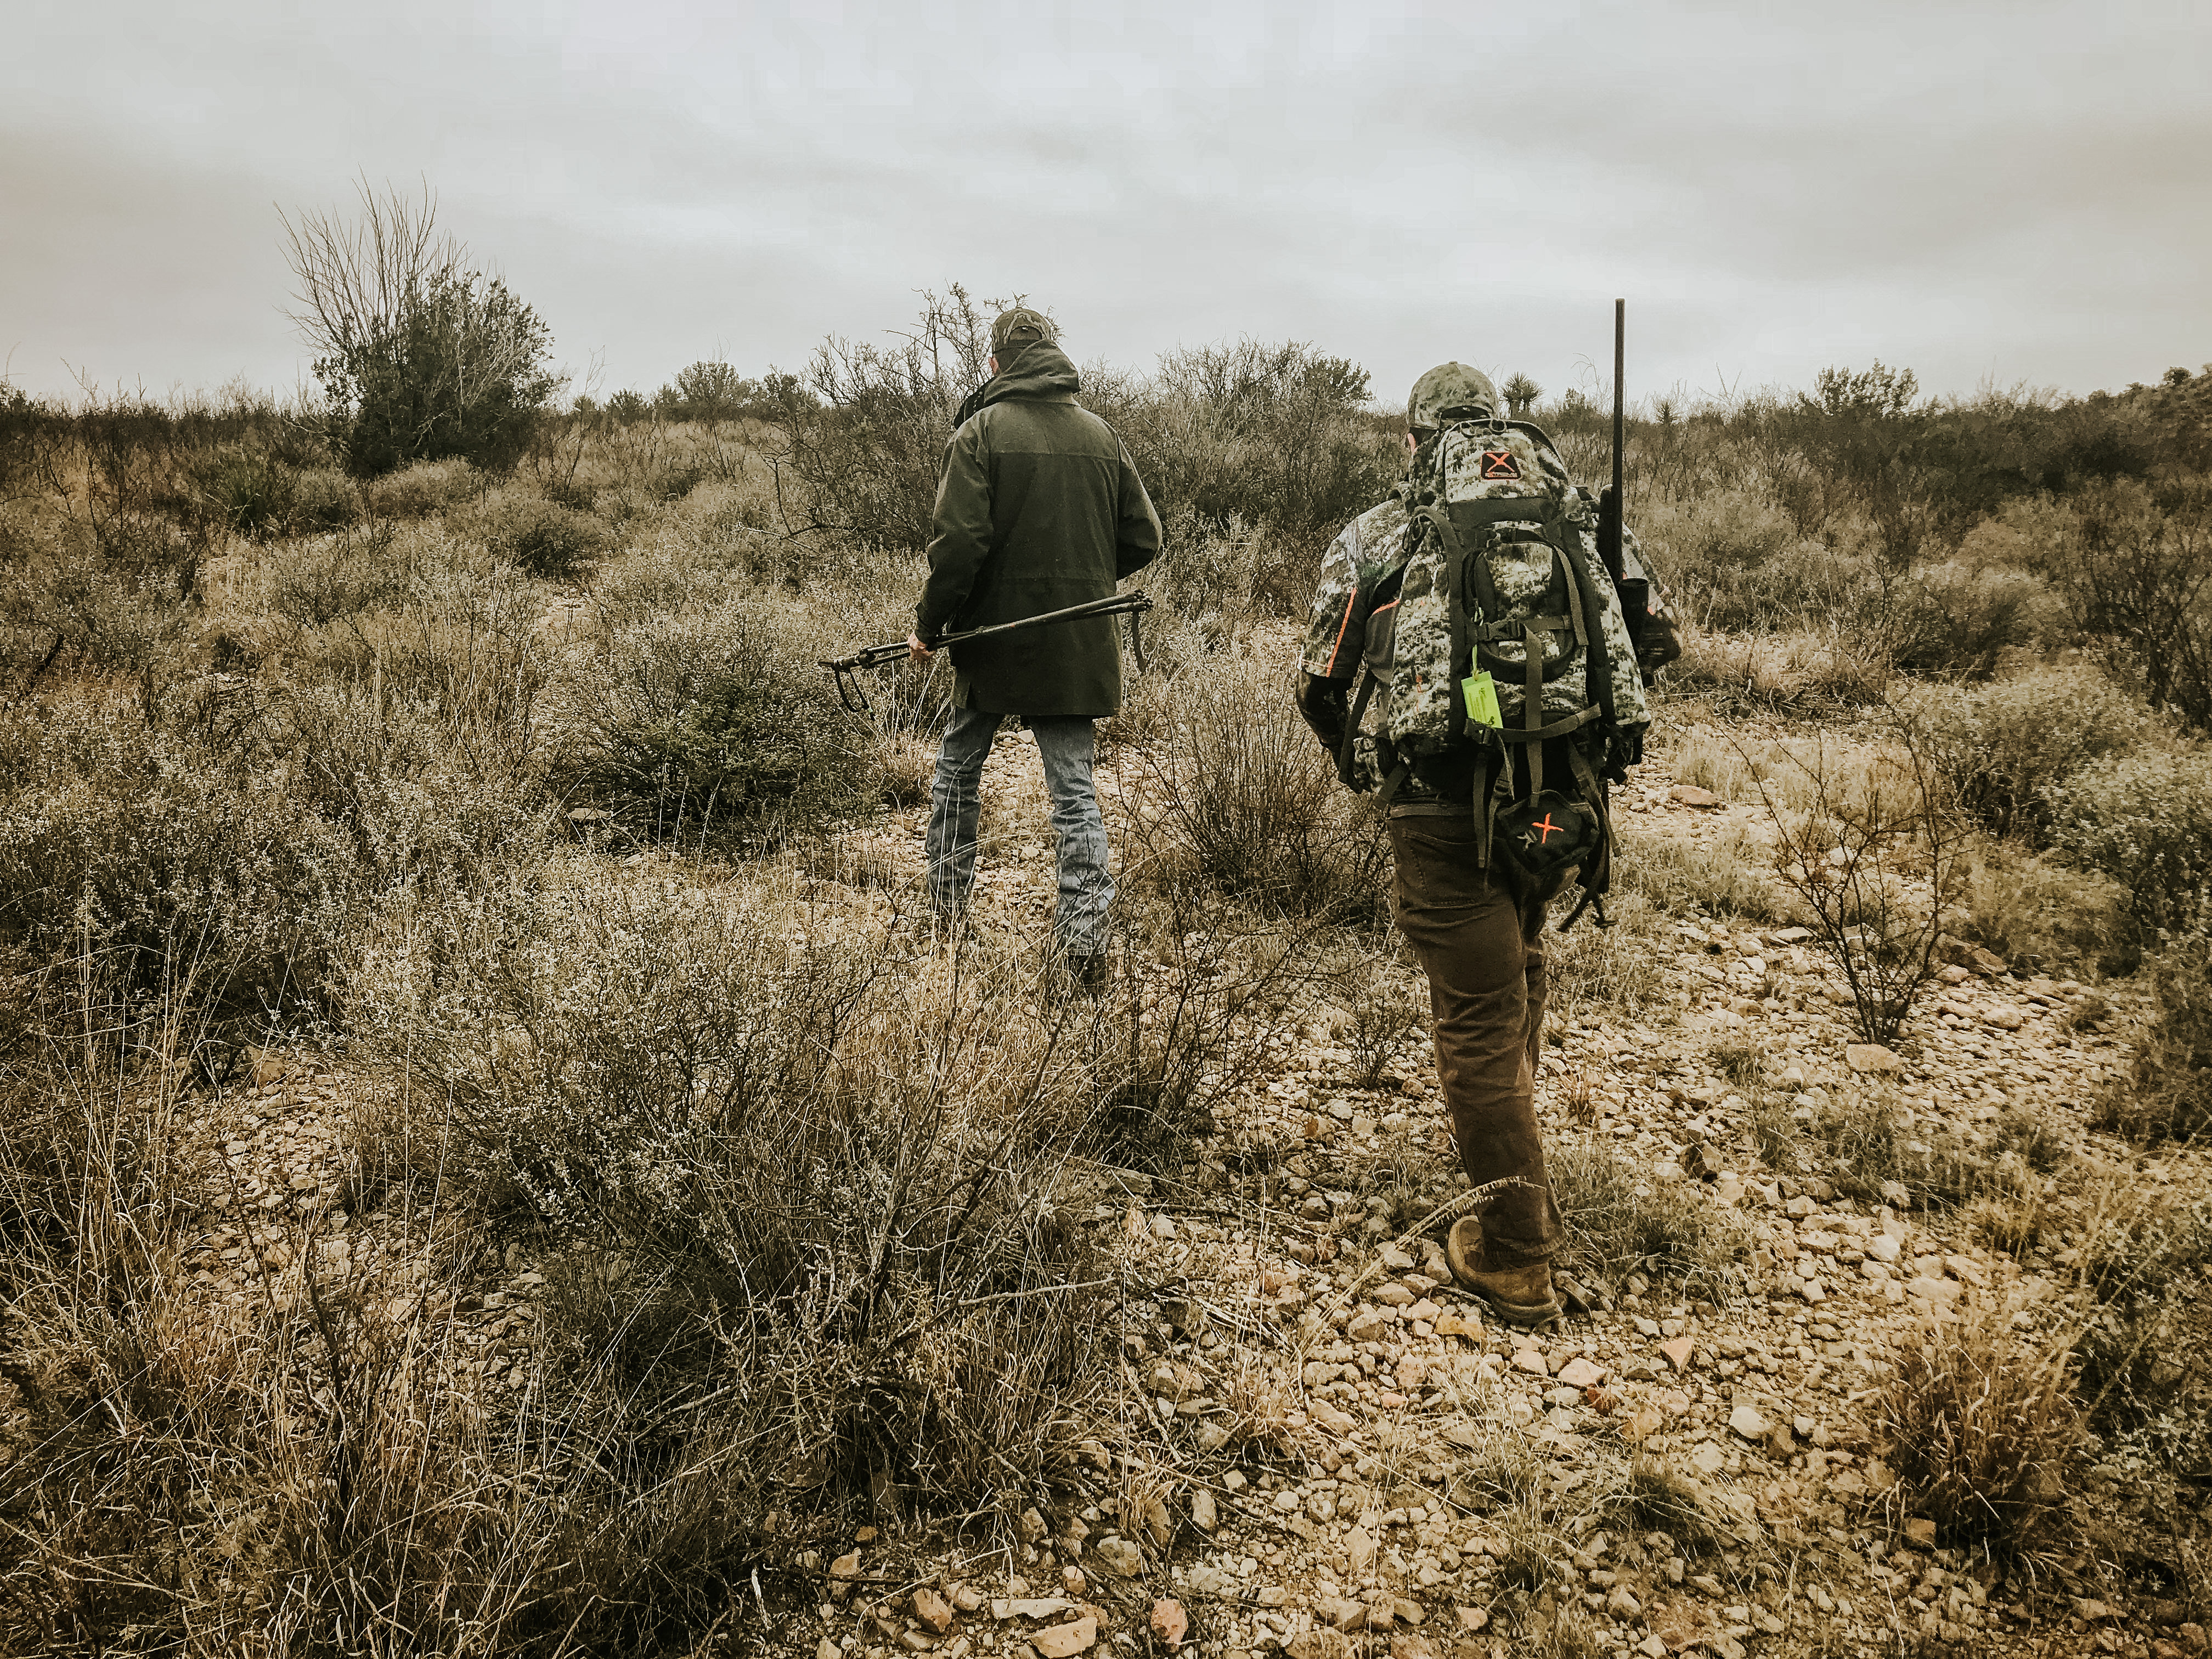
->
[1604,723,1646,783]
[1295,673,1350,753]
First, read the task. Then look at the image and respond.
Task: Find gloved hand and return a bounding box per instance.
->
[1295,673,1350,752]
[1604,723,1646,783]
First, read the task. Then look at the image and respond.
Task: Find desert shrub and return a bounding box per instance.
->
[1668,624,1887,712]
[361,456,478,518]
[1901,665,2151,840]
[1876,1301,2078,1551]
[289,464,359,531]
[1099,340,1401,572]
[2044,747,2212,935]
[1669,725,1869,815]
[0,706,346,1024]
[1756,723,1970,1044]
[352,874,1113,1532]
[775,286,992,549]
[264,524,412,627]
[285,184,560,477]
[0,967,832,1656]
[1961,839,2136,977]
[0,674,550,1031]
[2054,478,2212,731]
[1322,947,1425,1089]
[1640,487,1852,629]
[1097,602,1232,753]
[191,443,299,540]
[875,731,936,807]
[653,358,791,423]
[2095,933,2212,1143]
[0,534,199,685]
[2062,1179,2212,1479]
[1547,1136,1753,1300]
[477,495,611,578]
[1127,653,1387,922]
[1884,559,2062,675]
[1597,1459,1733,1556]
[776,289,1395,577]
[561,599,882,842]
[1073,893,1324,1170]
[270,681,552,884]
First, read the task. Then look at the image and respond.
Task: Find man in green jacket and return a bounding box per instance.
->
[909,307,1161,981]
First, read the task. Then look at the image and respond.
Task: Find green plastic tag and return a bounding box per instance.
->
[1463,670,1502,727]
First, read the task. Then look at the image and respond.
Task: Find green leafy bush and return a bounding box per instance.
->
[284,185,562,478]
[563,600,882,841]
[479,497,611,579]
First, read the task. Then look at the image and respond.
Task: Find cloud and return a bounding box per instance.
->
[2,0,2206,403]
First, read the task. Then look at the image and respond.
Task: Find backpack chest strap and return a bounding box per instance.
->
[1471,614,1573,642]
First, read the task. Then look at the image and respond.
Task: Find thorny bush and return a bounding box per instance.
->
[350,871,1118,1539]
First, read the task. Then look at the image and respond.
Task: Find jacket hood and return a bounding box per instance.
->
[980,340,1081,408]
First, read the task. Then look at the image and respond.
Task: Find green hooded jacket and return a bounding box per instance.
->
[916,340,1161,718]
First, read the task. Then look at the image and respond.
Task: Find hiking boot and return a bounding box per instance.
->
[1446,1218,1561,1328]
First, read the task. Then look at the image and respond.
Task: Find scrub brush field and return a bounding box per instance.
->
[3,329,2212,1658]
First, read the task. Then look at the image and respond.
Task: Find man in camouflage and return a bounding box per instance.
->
[1295,363,1649,1325]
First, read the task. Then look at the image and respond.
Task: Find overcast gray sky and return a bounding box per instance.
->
[4,1,2207,409]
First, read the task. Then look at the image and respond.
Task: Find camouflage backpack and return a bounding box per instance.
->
[1330,412,1633,912]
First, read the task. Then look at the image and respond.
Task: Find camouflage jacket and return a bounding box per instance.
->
[1299,426,1649,804]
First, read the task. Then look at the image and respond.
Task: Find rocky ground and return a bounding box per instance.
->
[173,725,2208,1659]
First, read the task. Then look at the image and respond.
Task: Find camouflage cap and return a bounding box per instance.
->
[990,306,1056,356]
[1407,362,1498,430]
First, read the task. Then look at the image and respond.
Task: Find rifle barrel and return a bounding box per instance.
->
[1612,298,1626,512]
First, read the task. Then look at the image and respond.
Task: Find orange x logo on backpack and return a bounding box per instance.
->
[1480,449,1520,480]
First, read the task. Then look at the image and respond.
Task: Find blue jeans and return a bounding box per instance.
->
[925,707,1113,955]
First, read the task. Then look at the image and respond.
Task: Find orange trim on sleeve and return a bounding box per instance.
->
[1323,586,1358,676]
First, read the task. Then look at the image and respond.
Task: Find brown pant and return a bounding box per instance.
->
[1387,815,1565,1267]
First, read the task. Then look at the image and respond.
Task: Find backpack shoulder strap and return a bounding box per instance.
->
[1555,520,1618,726]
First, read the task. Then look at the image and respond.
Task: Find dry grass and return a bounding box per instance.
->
[1125,650,1388,924]
[2096,932,2212,1143]
[1548,1134,1756,1301]
[0,882,1154,1654]
[1960,837,2138,978]
[1669,625,1886,714]
[1875,1300,2079,1553]
[5,356,2210,1654]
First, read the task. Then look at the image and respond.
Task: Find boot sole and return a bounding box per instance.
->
[1465,1285,1562,1329]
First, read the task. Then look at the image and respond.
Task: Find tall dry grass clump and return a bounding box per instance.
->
[1876,1302,2079,1552]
